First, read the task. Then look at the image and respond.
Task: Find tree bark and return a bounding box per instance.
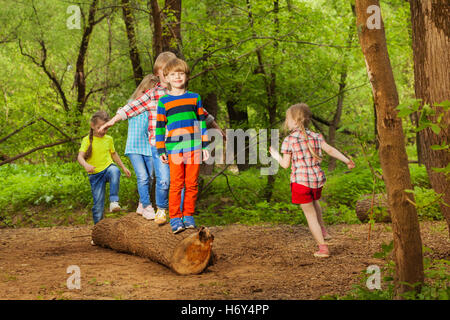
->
[355,0,424,297]
[200,92,220,175]
[92,213,215,275]
[162,0,183,57]
[355,194,391,223]
[121,0,144,86]
[409,0,450,236]
[328,67,348,171]
[149,0,164,59]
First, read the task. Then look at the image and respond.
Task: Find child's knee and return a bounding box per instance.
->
[109,165,121,178]
[136,172,149,184]
[158,178,170,191]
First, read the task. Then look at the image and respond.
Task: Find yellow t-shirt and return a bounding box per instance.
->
[79,135,116,174]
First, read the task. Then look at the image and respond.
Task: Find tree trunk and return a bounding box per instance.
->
[328,67,348,171]
[149,0,163,58]
[226,80,249,173]
[329,16,355,171]
[162,0,183,57]
[355,0,424,297]
[92,213,215,275]
[409,0,450,236]
[200,92,219,175]
[121,0,144,86]
[75,0,99,115]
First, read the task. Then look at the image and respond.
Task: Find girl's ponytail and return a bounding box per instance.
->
[286,103,322,162]
[84,128,94,160]
[299,122,322,162]
[130,74,160,101]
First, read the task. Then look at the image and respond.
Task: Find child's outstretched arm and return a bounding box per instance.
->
[99,89,157,134]
[269,147,291,169]
[111,152,132,177]
[99,114,121,134]
[77,151,96,174]
[321,141,355,169]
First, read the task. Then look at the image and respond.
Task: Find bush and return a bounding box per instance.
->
[0,162,138,227]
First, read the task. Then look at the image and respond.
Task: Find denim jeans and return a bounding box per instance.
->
[149,146,185,211]
[127,153,153,208]
[88,164,121,224]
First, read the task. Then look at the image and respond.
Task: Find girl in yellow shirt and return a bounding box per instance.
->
[77,111,131,226]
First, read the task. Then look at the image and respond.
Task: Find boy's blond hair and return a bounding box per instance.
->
[163,58,190,76]
[130,74,159,100]
[153,51,177,74]
[285,103,322,161]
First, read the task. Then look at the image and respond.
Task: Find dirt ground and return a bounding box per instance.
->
[0,220,448,300]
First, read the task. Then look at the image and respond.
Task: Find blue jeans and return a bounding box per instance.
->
[149,146,185,211]
[127,153,153,208]
[88,164,121,224]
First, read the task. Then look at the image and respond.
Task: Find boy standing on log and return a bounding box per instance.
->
[99,52,219,226]
[156,58,210,234]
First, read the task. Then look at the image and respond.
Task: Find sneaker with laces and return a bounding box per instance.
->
[182,215,196,229]
[142,205,156,220]
[109,201,121,213]
[155,208,167,225]
[314,244,330,258]
[170,217,185,234]
[136,202,144,215]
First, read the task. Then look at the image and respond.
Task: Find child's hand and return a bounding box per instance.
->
[123,167,131,178]
[160,154,168,164]
[84,164,96,173]
[269,146,280,160]
[202,149,210,162]
[347,159,355,169]
[99,120,113,134]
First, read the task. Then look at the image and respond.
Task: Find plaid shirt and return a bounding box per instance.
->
[117,83,167,146]
[117,82,213,147]
[124,111,152,156]
[281,129,326,189]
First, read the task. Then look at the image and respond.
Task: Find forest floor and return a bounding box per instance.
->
[0,219,448,300]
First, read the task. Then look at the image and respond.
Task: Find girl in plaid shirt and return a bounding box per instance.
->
[125,74,160,219]
[270,103,355,258]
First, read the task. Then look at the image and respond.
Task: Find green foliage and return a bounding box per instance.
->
[405,187,443,221]
[322,157,385,208]
[0,162,138,227]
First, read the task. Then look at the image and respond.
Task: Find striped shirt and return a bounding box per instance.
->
[124,110,152,156]
[281,129,326,189]
[117,82,214,147]
[156,91,208,155]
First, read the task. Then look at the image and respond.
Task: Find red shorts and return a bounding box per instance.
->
[291,183,322,204]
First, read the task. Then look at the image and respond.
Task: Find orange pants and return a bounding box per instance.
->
[168,150,201,219]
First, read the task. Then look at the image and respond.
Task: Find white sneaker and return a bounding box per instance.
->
[109,201,121,213]
[90,240,96,246]
[142,205,156,220]
[136,202,144,215]
[155,208,167,225]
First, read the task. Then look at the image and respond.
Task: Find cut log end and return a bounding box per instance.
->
[91,213,215,275]
[171,227,214,275]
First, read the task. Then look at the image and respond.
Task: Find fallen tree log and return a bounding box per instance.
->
[355,194,392,223]
[92,212,215,275]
